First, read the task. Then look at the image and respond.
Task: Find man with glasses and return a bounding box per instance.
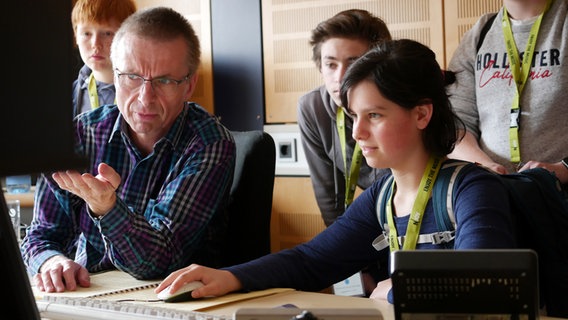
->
[21,7,236,293]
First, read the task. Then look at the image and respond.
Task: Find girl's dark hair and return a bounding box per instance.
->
[340,39,465,156]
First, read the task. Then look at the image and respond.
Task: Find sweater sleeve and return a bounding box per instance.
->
[452,167,516,249]
[297,88,345,226]
[225,179,389,292]
[447,12,502,138]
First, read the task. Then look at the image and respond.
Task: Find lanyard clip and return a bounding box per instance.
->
[510,109,520,128]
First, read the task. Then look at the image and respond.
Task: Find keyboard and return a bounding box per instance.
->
[37,295,232,320]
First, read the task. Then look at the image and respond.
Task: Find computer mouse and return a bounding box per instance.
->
[157,280,204,303]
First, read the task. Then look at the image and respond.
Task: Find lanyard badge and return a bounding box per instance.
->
[501,0,551,163]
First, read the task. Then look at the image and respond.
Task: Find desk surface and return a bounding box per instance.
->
[35,270,394,320]
[205,290,393,318]
[4,188,35,207]
[39,288,568,320]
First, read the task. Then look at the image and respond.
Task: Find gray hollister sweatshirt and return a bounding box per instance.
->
[448,0,568,173]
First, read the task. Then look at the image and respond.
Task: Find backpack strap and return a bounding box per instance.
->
[373,175,394,251]
[373,162,474,251]
[432,160,474,231]
[476,13,498,52]
[377,175,394,229]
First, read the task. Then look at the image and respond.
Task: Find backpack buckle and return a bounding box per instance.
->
[431,231,455,244]
[372,233,389,251]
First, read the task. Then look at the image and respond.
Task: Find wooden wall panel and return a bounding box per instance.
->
[270,177,326,252]
[134,0,214,114]
[270,177,364,252]
[262,0,444,124]
[443,0,502,67]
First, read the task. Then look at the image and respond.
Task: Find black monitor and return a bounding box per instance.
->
[1,1,87,318]
[390,249,539,320]
[0,1,86,176]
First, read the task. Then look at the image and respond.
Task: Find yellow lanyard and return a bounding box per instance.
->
[502,0,551,163]
[385,155,442,251]
[336,107,363,209]
[87,73,100,109]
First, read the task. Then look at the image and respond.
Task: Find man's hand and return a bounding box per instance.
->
[481,162,508,175]
[449,131,508,174]
[518,160,568,184]
[52,162,121,217]
[369,278,391,300]
[34,255,90,292]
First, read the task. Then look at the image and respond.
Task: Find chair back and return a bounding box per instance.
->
[221,130,276,266]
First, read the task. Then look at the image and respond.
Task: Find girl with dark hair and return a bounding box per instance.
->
[156,39,516,303]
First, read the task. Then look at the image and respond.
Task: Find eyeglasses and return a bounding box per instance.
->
[114,69,190,96]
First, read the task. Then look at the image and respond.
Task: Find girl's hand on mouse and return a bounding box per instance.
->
[156,264,242,298]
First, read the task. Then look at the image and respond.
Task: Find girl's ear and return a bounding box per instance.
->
[415,102,433,130]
